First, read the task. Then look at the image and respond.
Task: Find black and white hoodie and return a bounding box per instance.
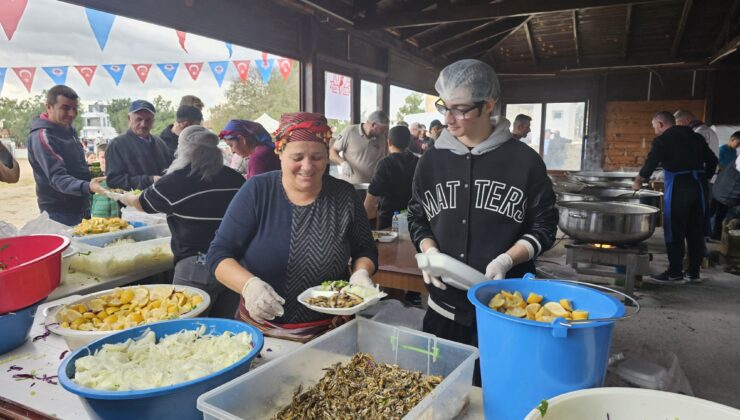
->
[407,116,558,326]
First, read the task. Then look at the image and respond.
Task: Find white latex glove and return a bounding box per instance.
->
[339,161,353,178]
[485,253,514,280]
[419,247,446,290]
[349,268,375,288]
[241,277,285,323]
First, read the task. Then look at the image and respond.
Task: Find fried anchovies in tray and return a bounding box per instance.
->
[272,353,443,419]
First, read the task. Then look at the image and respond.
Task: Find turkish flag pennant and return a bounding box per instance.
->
[0,0,29,41]
[184,62,203,80]
[232,60,250,83]
[276,58,292,81]
[132,64,152,83]
[12,66,35,92]
[74,65,97,86]
[176,30,188,53]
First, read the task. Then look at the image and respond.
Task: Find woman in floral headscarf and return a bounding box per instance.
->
[219,119,280,179]
[207,113,378,342]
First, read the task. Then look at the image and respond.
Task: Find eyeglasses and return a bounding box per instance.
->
[435,99,485,120]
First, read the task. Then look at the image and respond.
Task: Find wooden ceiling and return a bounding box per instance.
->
[285,0,740,74]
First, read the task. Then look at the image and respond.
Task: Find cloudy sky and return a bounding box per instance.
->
[0,0,433,121]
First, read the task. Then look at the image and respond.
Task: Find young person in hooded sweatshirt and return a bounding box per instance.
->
[407,60,558,382]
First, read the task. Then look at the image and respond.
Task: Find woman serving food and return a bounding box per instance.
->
[207,112,378,342]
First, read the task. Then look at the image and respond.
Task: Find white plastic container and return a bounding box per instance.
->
[197,318,479,420]
[524,387,740,420]
[44,284,211,350]
[68,225,173,277]
[121,206,168,225]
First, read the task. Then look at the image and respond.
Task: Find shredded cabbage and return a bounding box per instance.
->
[72,325,253,391]
[344,284,381,299]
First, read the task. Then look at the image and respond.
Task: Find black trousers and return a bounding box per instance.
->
[665,183,705,276]
[423,308,481,386]
[710,199,729,238]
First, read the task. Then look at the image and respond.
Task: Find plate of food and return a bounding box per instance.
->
[297,280,387,316]
[371,230,398,243]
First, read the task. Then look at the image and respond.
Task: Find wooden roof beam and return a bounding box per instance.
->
[671,0,692,58]
[572,10,580,65]
[714,0,740,51]
[523,20,538,66]
[355,0,661,30]
[478,16,532,61]
[709,33,740,65]
[430,17,528,55]
[623,4,632,58]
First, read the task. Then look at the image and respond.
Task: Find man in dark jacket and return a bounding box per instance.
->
[407,60,558,362]
[27,85,106,225]
[634,111,718,284]
[106,100,173,191]
[160,103,204,155]
[364,125,419,229]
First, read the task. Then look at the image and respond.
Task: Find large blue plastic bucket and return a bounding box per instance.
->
[468,276,626,420]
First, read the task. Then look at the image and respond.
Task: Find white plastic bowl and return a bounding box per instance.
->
[524,387,740,420]
[45,284,210,350]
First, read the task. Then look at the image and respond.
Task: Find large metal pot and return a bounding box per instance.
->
[557,187,663,207]
[556,201,659,244]
[566,171,638,188]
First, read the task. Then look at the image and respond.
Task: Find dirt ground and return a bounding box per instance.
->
[0,157,40,228]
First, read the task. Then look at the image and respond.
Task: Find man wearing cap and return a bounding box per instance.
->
[105,100,174,191]
[407,60,558,376]
[160,105,203,155]
[27,85,106,225]
[330,110,389,184]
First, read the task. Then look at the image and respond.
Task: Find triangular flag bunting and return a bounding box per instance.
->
[256,58,274,85]
[0,0,28,40]
[208,61,229,87]
[225,42,233,58]
[42,66,69,85]
[157,63,179,82]
[84,8,116,51]
[232,60,250,83]
[12,67,35,93]
[132,64,152,83]
[75,65,97,86]
[184,62,203,81]
[276,58,293,81]
[0,68,6,96]
[103,64,126,85]
[176,30,187,53]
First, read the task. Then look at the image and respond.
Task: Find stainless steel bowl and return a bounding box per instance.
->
[557,187,663,207]
[556,201,660,244]
[567,171,639,182]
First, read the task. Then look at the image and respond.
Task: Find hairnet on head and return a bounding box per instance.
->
[180,125,218,149]
[434,59,500,104]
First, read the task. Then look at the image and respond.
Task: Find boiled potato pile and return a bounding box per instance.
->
[73,217,131,236]
[487,290,589,323]
[57,286,204,331]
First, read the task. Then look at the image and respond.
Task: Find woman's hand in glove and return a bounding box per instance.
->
[241,277,285,323]
[349,268,375,288]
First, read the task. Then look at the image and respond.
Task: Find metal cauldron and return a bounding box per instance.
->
[566,171,639,188]
[557,187,663,207]
[556,201,660,244]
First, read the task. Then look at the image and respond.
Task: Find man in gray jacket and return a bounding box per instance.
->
[27,85,105,225]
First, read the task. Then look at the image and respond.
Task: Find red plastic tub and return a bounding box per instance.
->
[0,235,70,314]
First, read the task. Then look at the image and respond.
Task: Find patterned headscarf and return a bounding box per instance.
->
[219,119,274,149]
[273,112,332,153]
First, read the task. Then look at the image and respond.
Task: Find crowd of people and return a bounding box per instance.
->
[9,57,737,364]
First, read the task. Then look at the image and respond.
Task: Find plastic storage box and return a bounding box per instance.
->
[197,318,479,420]
[68,225,173,277]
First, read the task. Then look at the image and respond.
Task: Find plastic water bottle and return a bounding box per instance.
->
[398,212,409,240]
[391,212,400,234]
